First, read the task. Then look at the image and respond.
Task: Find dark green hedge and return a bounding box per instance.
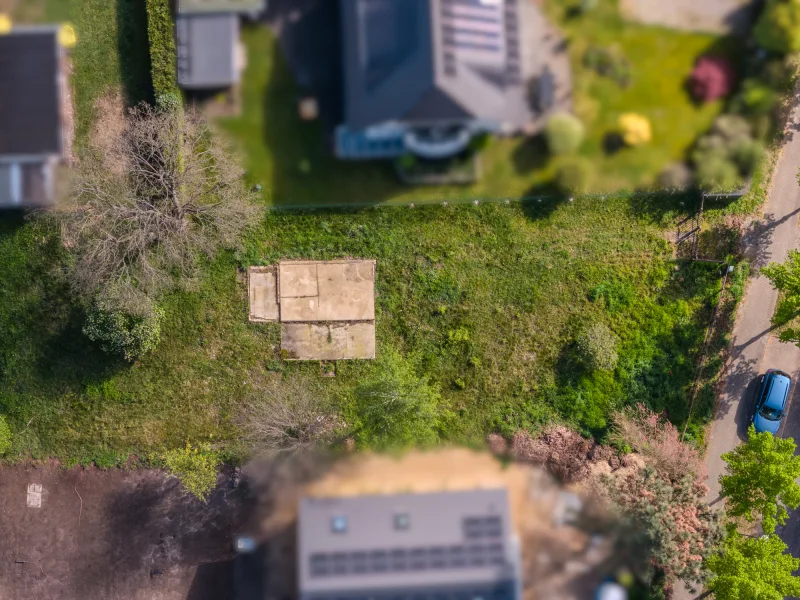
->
[145,0,181,105]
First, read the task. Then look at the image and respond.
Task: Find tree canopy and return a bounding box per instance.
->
[720,425,800,533]
[707,529,800,600]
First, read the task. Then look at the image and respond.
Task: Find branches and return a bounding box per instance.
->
[52,101,260,301]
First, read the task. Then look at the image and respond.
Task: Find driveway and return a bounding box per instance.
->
[677,92,800,600]
[0,463,249,600]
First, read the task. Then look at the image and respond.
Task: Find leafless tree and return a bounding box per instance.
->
[52,102,260,301]
[239,378,345,459]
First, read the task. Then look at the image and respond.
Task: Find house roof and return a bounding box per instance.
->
[176,14,239,89]
[298,488,520,599]
[0,29,62,156]
[176,0,264,14]
[340,0,528,130]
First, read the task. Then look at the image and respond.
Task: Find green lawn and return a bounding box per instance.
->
[0,0,741,463]
[219,0,740,207]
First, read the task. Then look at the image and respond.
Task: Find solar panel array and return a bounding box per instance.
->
[309,515,506,578]
[439,0,521,85]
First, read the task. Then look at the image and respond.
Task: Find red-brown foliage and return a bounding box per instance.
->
[689,56,736,102]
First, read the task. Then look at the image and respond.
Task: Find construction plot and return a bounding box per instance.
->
[248,259,376,361]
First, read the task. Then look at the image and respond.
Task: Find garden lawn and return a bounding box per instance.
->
[219,0,740,207]
[0,196,728,462]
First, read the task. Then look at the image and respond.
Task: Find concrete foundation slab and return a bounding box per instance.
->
[279,260,375,322]
[281,322,375,360]
[248,266,279,322]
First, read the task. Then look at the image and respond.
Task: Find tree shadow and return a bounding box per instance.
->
[512,135,549,174]
[115,0,154,107]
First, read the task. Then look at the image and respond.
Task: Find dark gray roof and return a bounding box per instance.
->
[298,488,520,600]
[0,29,62,156]
[176,14,239,89]
[341,0,527,130]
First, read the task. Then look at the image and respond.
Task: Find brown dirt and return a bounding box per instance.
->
[0,462,250,600]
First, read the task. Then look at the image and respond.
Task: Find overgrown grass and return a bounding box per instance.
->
[219,1,739,206]
[0,196,729,461]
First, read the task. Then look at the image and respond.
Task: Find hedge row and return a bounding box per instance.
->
[145,0,181,105]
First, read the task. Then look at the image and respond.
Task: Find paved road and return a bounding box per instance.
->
[676,94,800,600]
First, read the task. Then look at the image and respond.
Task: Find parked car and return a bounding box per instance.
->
[752,369,792,434]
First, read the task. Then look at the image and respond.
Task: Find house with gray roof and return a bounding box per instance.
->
[0,27,67,208]
[335,0,531,160]
[298,489,522,600]
[175,0,263,91]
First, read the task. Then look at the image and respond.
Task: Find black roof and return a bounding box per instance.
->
[0,30,62,156]
[340,0,528,130]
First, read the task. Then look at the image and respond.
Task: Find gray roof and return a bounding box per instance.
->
[177,0,264,15]
[340,0,528,130]
[176,14,239,89]
[0,29,63,156]
[298,488,520,600]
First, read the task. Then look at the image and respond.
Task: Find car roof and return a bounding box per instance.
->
[765,372,791,410]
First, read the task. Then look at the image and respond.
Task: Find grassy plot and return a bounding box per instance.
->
[0,198,726,461]
[219,2,738,207]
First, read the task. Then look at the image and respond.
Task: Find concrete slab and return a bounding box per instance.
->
[278,260,375,323]
[279,262,318,298]
[281,322,375,360]
[248,266,279,322]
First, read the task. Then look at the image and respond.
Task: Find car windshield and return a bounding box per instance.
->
[759,405,782,421]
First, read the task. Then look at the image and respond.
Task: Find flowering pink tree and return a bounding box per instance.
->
[689,57,736,102]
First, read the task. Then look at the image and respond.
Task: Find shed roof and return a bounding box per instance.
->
[0,29,62,156]
[298,488,520,599]
[340,0,528,130]
[176,14,239,89]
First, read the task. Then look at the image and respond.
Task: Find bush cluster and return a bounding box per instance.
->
[162,443,220,502]
[145,0,180,103]
[545,113,586,156]
[0,415,11,456]
[692,115,764,191]
[83,296,164,362]
[583,45,631,87]
[576,321,619,372]
[754,0,800,54]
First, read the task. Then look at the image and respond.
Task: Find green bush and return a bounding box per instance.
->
[468,132,492,152]
[658,162,693,189]
[352,349,442,450]
[731,139,765,176]
[146,0,180,101]
[0,415,11,456]
[83,295,164,361]
[554,157,593,194]
[695,155,741,191]
[576,322,618,371]
[754,0,800,54]
[734,79,778,116]
[162,443,220,502]
[545,113,586,155]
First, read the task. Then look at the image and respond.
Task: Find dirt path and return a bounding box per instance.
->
[0,463,248,600]
[674,90,800,600]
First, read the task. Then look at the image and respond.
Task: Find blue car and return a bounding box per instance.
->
[752,370,792,434]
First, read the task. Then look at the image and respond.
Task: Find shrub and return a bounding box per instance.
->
[83,292,164,361]
[468,132,492,152]
[689,56,736,102]
[352,349,442,450]
[0,415,11,455]
[576,322,618,371]
[734,78,778,116]
[659,162,693,189]
[618,113,652,146]
[695,155,740,191]
[582,45,631,87]
[239,378,344,458]
[606,467,721,585]
[554,157,593,194]
[146,0,180,101]
[610,404,704,480]
[162,443,220,502]
[731,138,765,176]
[712,114,752,143]
[545,113,585,155]
[754,0,800,54]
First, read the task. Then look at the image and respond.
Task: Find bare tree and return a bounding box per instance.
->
[53,102,259,300]
[239,378,345,458]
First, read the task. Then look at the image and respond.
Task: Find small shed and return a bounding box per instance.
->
[176,13,240,90]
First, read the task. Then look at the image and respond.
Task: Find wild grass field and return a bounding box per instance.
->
[0,0,747,463]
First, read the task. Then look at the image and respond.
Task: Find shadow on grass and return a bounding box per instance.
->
[116,0,154,107]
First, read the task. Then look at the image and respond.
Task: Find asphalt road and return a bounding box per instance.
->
[676,92,800,600]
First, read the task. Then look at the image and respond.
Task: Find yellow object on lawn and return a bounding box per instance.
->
[58,23,77,48]
[618,113,652,146]
[0,14,12,35]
